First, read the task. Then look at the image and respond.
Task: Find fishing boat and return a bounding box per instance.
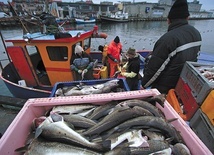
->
[0,25,110,99]
[100,11,129,23]
[75,18,96,24]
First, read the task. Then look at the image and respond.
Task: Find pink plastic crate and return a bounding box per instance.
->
[0,89,212,155]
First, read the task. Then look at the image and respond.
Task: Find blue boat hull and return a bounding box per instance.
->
[2,76,51,99]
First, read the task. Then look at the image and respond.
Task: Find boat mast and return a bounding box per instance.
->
[8,2,29,34]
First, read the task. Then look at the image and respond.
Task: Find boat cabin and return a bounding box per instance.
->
[4,26,106,88]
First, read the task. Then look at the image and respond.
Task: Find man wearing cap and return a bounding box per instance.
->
[107,36,123,78]
[121,48,140,90]
[70,45,94,81]
[141,0,201,94]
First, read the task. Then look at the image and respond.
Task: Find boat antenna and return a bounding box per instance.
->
[8,2,29,34]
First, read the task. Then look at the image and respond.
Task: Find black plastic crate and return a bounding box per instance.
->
[190,109,214,154]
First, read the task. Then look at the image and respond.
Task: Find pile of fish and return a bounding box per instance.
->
[198,66,214,82]
[16,94,191,155]
[54,79,123,97]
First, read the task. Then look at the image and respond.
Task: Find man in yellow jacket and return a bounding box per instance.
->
[121,48,140,90]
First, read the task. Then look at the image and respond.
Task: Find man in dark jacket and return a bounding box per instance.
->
[141,0,202,94]
[121,48,140,91]
[70,45,94,81]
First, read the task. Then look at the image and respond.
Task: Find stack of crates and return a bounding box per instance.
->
[166,61,214,153]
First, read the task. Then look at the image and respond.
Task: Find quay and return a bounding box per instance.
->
[0,0,214,27]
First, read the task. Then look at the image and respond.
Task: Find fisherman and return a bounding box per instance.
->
[107,36,123,78]
[141,0,202,94]
[121,48,140,91]
[70,45,94,81]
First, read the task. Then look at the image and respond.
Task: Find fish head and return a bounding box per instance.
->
[55,88,63,96]
[34,115,53,138]
[32,116,47,130]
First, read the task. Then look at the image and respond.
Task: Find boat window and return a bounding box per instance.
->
[25,45,42,68]
[46,46,68,61]
[26,45,38,55]
[83,38,91,51]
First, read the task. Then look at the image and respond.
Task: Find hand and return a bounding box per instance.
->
[83,69,88,73]
[78,70,82,74]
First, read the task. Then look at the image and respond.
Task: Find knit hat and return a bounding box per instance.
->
[168,0,190,19]
[126,48,136,56]
[75,45,83,54]
[98,45,104,52]
[114,36,120,43]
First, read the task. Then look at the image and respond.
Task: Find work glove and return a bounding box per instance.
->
[78,70,82,74]
[83,69,88,73]
[121,71,137,78]
[122,62,128,70]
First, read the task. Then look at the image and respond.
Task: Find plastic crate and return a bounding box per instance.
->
[166,89,189,121]
[93,68,101,79]
[201,90,214,125]
[180,61,214,105]
[100,66,108,79]
[50,78,130,97]
[190,109,214,154]
[0,89,212,155]
[174,77,199,120]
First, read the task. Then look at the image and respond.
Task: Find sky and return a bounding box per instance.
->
[1,0,214,11]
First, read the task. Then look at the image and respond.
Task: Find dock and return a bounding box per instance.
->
[0,95,27,138]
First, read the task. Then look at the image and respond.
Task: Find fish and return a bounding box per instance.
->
[35,114,55,138]
[51,104,97,115]
[129,140,170,155]
[107,129,149,150]
[23,138,102,155]
[144,94,166,107]
[88,101,119,120]
[172,143,191,155]
[148,147,172,155]
[32,116,47,130]
[74,107,97,117]
[35,113,110,152]
[112,116,183,144]
[61,113,97,129]
[116,99,165,118]
[82,106,153,137]
[104,147,131,155]
[55,79,120,96]
[141,129,165,141]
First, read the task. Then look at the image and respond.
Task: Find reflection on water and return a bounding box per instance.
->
[1,20,214,53]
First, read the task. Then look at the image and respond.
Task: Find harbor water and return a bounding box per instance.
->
[1,19,214,97]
